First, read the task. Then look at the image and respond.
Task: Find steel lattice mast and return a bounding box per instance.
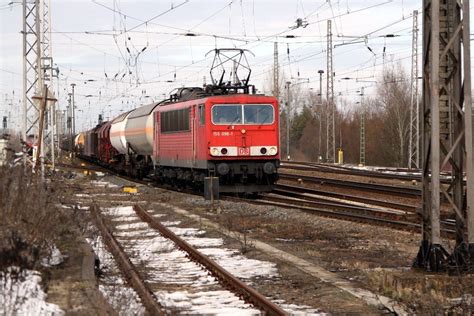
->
[22,0,41,148]
[415,0,474,271]
[359,87,365,166]
[326,20,335,163]
[408,10,420,169]
[22,0,55,168]
[273,42,279,101]
[41,0,55,166]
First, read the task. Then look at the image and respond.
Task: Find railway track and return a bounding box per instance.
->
[223,193,420,232]
[281,161,461,185]
[223,188,456,238]
[90,205,164,314]
[280,161,423,182]
[65,158,456,241]
[67,159,453,238]
[274,183,418,214]
[91,203,287,315]
[279,172,421,197]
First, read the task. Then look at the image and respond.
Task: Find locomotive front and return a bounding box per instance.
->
[206,95,280,193]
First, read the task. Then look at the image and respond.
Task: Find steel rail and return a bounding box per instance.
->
[275,183,417,213]
[132,205,288,316]
[279,172,421,197]
[229,195,421,230]
[260,194,410,221]
[90,205,166,314]
[228,196,456,238]
[281,163,421,181]
[281,161,462,185]
[55,161,104,172]
[267,189,455,235]
[283,161,417,174]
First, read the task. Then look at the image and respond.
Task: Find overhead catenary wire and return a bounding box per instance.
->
[1,0,425,131]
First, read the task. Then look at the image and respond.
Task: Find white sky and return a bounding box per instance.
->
[0,0,467,131]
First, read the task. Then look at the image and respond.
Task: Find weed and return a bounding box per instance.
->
[0,166,73,270]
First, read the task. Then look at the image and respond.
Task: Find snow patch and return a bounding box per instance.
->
[114,222,149,230]
[91,180,119,188]
[75,193,90,198]
[88,237,145,315]
[155,290,260,315]
[41,245,65,267]
[103,206,135,217]
[168,226,206,237]
[198,248,278,279]
[0,267,64,315]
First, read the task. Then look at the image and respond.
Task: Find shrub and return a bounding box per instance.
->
[0,166,71,270]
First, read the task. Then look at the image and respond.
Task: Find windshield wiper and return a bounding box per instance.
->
[245,106,271,125]
[228,115,242,125]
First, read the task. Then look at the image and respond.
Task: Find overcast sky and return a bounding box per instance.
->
[0,0,465,131]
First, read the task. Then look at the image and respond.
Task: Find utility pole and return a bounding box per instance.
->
[41,0,54,168]
[326,19,335,163]
[318,70,324,162]
[67,93,72,153]
[415,0,474,271]
[408,10,419,169]
[71,83,76,139]
[285,81,291,161]
[34,0,44,174]
[359,87,365,166]
[273,42,280,100]
[274,42,282,159]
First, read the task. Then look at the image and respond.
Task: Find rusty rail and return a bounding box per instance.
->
[275,183,417,213]
[279,172,420,197]
[133,204,287,316]
[90,205,165,314]
[224,195,456,239]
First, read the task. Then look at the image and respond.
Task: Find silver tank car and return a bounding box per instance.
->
[122,103,159,156]
[110,111,131,154]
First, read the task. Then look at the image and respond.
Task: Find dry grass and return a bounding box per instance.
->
[0,166,74,270]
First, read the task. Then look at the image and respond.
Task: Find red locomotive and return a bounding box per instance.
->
[77,49,280,193]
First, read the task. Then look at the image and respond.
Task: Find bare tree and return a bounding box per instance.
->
[374,64,411,167]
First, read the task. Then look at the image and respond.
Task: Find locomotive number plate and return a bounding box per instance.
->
[238,147,250,156]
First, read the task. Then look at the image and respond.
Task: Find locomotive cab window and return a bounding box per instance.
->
[212,105,242,124]
[243,104,274,124]
[161,108,190,133]
[212,104,274,125]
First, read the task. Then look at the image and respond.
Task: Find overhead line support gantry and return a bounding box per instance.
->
[415,0,474,272]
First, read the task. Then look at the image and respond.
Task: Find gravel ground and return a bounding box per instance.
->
[54,161,473,314]
[129,180,472,314]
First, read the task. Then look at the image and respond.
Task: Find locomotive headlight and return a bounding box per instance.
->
[269,147,277,155]
[241,129,246,134]
[260,147,267,155]
[221,148,228,155]
[211,148,219,156]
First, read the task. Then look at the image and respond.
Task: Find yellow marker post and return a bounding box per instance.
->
[123,186,138,194]
[338,149,344,164]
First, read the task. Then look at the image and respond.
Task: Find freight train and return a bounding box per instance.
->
[76,87,280,193]
[76,49,280,194]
